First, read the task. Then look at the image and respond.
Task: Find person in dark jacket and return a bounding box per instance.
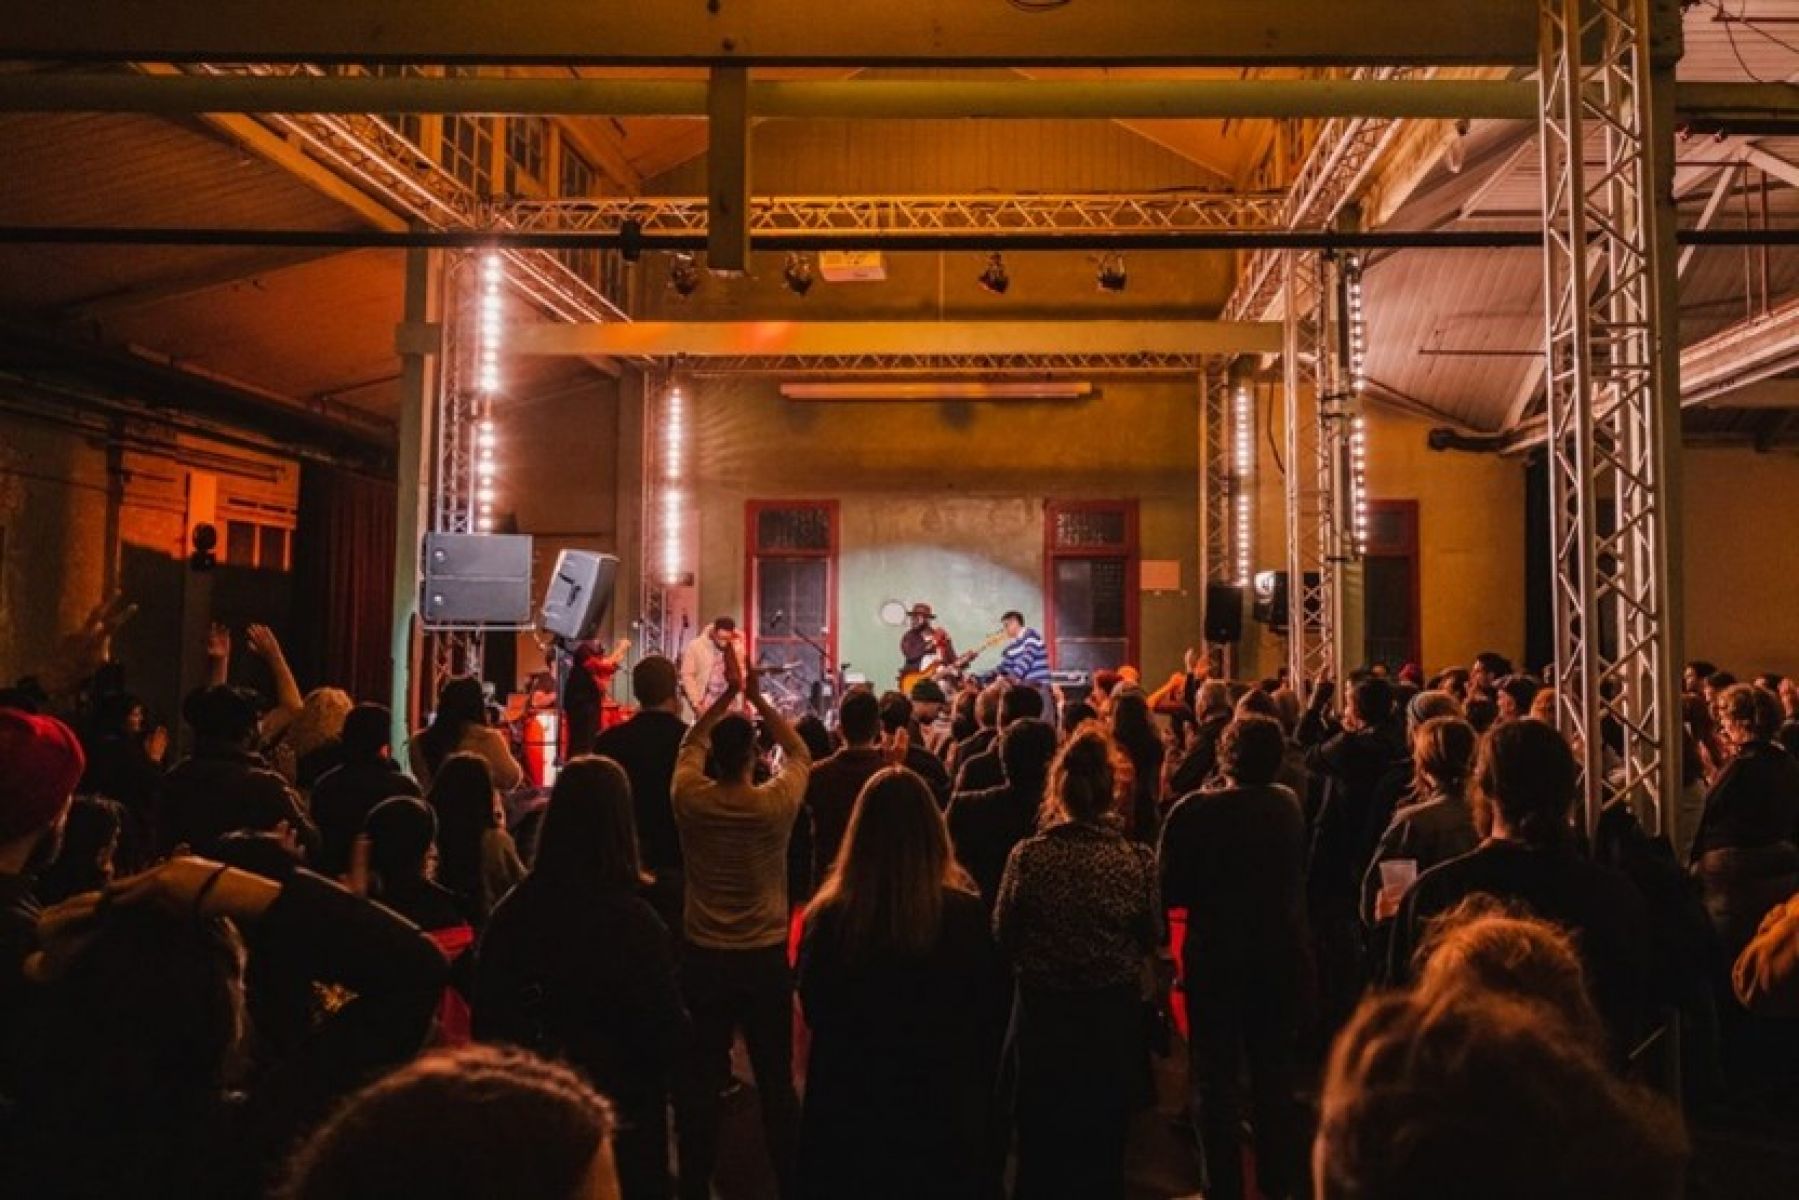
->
[3,856,446,1200]
[802,688,889,884]
[878,691,953,809]
[310,703,421,880]
[157,684,318,861]
[954,684,1045,794]
[1165,680,1234,799]
[1689,683,1799,958]
[78,690,163,871]
[33,794,123,906]
[474,756,686,1200]
[797,767,1007,1200]
[947,681,1005,777]
[1360,716,1481,930]
[1298,674,1410,1032]
[1390,720,1654,1058]
[592,655,690,927]
[1158,716,1310,1200]
[947,718,1057,911]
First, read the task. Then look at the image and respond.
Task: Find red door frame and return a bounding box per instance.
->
[1042,499,1141,669]
[743,499,840,675]
[1365,498,1422,668]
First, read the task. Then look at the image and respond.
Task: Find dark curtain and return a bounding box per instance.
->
[295,463,398,703]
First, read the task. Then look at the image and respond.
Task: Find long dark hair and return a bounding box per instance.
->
[532,756,650,893]
[1476,719,1575,847]
[1109,692,1163,777]
[426,752,498,909]
[419,676,486,774]
[1045,726,1119,827]
[364,796,437,892]
[805,768,972,960]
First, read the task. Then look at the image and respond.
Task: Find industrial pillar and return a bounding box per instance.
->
[1537,0,1685,837]
[389,244,440,751]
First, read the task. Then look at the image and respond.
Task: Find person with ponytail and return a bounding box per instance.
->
[796,768,1006,1199]
[1388,718,1653,1056]
[993,727,1162,1199]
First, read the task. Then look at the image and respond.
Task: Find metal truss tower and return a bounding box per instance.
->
[1537,0,1683,836]
[423,251,487,701]
[1283,253,1341,702]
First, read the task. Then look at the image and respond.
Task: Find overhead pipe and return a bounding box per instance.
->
[0,73,1793,127]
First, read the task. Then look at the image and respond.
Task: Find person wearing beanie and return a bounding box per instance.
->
[1,706,86,1038]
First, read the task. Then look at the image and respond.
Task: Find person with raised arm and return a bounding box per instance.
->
[670,651,812,1200]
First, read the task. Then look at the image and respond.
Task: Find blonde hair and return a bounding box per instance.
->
[1414,895,1605,1051]
[288,687,354,763]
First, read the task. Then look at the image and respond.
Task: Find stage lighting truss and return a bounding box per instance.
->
[496,192,1285,239]
[1223,65,1434,325]
[1537,0,1680,838]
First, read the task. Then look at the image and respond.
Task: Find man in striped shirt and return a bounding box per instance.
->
[996,610,1051,690]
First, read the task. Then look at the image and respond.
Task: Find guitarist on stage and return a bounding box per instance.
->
[899,603,955,676]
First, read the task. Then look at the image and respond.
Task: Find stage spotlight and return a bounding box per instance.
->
[977,252,1010,295]
[667,252,701,298]
[783,252,816,296]
[1096,251,1127,294]
[619,218,645,263]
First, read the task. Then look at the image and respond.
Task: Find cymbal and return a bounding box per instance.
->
[753,661,799,674]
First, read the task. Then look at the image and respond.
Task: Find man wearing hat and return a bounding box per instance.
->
[899,603,954,677]
[1,706,86,1030]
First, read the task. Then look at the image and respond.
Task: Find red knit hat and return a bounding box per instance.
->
[0,707,85,843]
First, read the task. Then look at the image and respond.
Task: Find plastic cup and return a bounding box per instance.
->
[1378,858,1419,892]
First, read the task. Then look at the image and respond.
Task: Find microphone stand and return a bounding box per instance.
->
[780,620,839,719]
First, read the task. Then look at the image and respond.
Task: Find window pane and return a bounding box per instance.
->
[258,526,289,572]
[1053,557,1128,669]
[754,558,830,698]
[755,507,831,552]
[1052,508,1126,550]
[225,520,257,567]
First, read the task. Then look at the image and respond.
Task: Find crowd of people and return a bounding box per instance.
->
[2,595,1797,1198]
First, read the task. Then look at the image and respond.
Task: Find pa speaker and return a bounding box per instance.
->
[541,550,619,642]
[422,533,533,626]
[1252,570,1324,632]
[1204,582,1245,643]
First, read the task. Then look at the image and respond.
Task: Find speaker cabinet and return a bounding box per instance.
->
[541,551,619,642]
[1204,582,1245,643]
[422,533,533,626]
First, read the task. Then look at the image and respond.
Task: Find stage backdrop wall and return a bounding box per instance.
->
[685,375,1204,690]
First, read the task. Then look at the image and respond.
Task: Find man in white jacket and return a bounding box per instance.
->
[680,616,740,719]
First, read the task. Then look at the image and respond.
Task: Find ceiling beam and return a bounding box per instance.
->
[0,74,1540,119]
[10,74,1796,126]
[499,319,1284,359]
[705,67,750,272]
[1742,143,1799,191]
[0,1,1544,68]
[1678,164,1737,280]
